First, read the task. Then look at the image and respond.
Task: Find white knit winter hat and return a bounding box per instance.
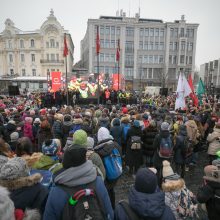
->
[162,160,174,178]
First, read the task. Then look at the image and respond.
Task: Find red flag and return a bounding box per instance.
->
[188,74,199,107]
[96,26,100,55]
[63,34,68,57]
[116,39,120,61]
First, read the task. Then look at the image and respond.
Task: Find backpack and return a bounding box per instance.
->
[177,187,198,219]
[119,201,141,220]
[60,180,105,220]
[130,136,142,150]
[158,136,173,158]
[103,147,122,181]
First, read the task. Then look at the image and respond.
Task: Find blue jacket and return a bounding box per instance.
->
[115,187,176,220]
[43,176,113,220]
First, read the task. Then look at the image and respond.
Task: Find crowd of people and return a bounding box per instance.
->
[0,93,220,220]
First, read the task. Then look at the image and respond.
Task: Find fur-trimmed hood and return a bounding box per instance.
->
[22,153,43,168]
[0,173,42,190]
[162,178,185,192]
[73,118,83,125]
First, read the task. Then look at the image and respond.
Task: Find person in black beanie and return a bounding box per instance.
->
[43,130,113,220]
[115,167,175,220]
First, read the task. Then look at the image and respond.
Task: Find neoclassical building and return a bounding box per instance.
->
[0,9,74,93]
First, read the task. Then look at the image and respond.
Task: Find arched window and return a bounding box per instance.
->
[30,39,35,47]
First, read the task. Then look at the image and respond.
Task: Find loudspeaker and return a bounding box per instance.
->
[8,86,20,96]
[160,88,168,96]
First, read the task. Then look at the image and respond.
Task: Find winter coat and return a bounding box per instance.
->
[21,152,43,168]
[115,186,175,220]
[43,161,113,220]
[33,123,40,139]
[52,120,63,139]
[62,121,73,146]
[23,122,34,141]
[142,127,158,156]
[110,118,123,146]
[162,178,185,220]
[174,127,188,164]
[37,128,53,151]
[207,128,220,155]
[121,123,130,144]
[32,154,58,170]
[185,120,199,144]
[153,130,172,168]
[0,173,48,214]
[197,180,220,220]
[4,123,17,142]
[125,126,143,168]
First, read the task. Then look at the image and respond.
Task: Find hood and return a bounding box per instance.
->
[32,155,57,170]
[63,121,73,127]
[97,127,113,143]
[112,118,121,126]
[0,173,42,190]
[73,118,83,125]
[162,178,185,192]
[54,160,96,187]
[129,187,166,218]
[160,130,170,138]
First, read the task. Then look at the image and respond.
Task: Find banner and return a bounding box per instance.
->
[51,72,62,92]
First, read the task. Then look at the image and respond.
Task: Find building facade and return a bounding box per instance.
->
[200,59,220,94]
[80,13,199,91]
[0,9,74,93]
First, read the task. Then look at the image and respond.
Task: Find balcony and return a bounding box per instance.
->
[40,59,64,64]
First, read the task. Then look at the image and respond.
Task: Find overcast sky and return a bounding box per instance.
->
[0,0,220,69]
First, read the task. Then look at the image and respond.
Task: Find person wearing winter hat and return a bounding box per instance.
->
[115,167,175,220]
[94,127,122,208]
[52,113,63,140]
[0,157,48,214]
[197,165,220,220]
[153,121,173,185]
[4,120,17,142]
[9,132,19,152]
[162,160,197,220]
[43,137,113,220]
[23,117,34,141]
[62,114,73,146]
[86,136,106,180]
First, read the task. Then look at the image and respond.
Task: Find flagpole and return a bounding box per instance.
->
[96,26,100,105]
[65,56,69,106]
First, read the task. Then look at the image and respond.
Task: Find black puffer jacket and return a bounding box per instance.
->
[142,127,158,156]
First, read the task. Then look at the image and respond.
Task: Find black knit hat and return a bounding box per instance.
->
[135,168,158,193]
[62,146,86,169]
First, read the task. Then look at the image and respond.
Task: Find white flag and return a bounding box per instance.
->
[175,73,192,110]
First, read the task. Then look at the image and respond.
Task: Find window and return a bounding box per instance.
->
[20,40,24,48]
[8,40,12,48]
[180,55,185,64]
[22,69,26,76]
[125,68,133,78]
[188,42,193,51]
[149,56,153,64]
[47,54,49,60]
[32,69,36,76]
[140,28,144,37]
[105,26,110,35]
[9,54,13,62]
[10,69,14,75]
[100,53,104,62]
[160,29,164,37]
[189,56,192,64]
[138,55,143,63]
[154,55,159,64]
[26,82,29,88]
[186,56,188,64]
[148,68,153,79]
[155,28,159,37]
[169,55,172,64]
[155,42,159,50]
[51,54,55,61]
[149,42,153,50]
[46,42,49,48]
[189,29,194,38]
[143,55,148,64]
[56,54,59,61]
[150,28,154,37]
[56,42,59,48]
[174,42,178,50]
[174,28,178,37]
[116,27,120,35]
[159,55,164,64]
[154,68,162,78]
[169,42,173,50]
[145,28,149,37]
[30,39,35,47]
[31,54,35,62]
[125,55,134,65]
[110,54,115,62]
[105,40,110,48]
[125,41,134,52]
[110,40,115,48]
[173,56,177,64]
[100,39,104,48]
[139,41,143,49]
[181,41,185,51]
[126,27,134,36]
[20,54,25,62]
[105,54,110,62]
[111,26,115,35]
[39,82,43,89]
[143,42,148,50]
[100,26,104,35]
[180,28,184,37]
[159,42,164,50]
[50,39,55,48]
[170,28,174,37]
[105,66,109,73]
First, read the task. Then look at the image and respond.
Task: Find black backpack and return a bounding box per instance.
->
[59,180,105,220]
[130,136,142,150]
